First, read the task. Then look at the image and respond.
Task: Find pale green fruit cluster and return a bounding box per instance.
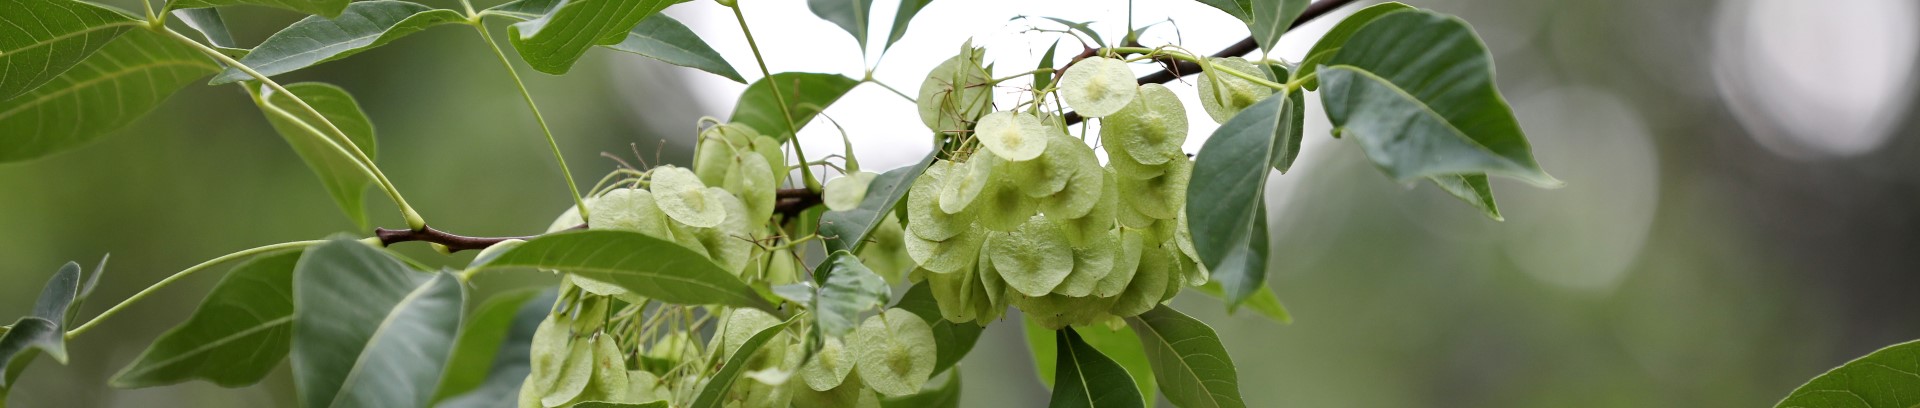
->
[694,122,785,224]
[522,293,665,408]
[1059,57,1138,118]
[1197,57,1275,124]
[917,44,993,135]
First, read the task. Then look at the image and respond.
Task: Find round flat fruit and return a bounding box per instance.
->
[1100,83,1189,165]
[904,225,984,274]
[1198,57,1276,124]
[794,371,881,408]
[1108,242,1171,318]
[695,122,763,186]
[748,135,787,183]
[1016,292,1118,330]
[849,309,936,397]
[722,308,783,359]
[856,216,913,284]
[1095,229,1147,297]
[1039,148,1106,219]
[824,171,878,212]
[972,179,1039,232]
[625,370,666,403]
[723,151,777,225]
[693,188,755,275]
[989,215,1075,297]
[529,315,572,392]
[1051,229,1118,297]
[907,161,975,241]
[1008,132,1083,198]
[973,111,1048,161]
[802,337,855,391]
[1168,244,1201,299]
[1101,137,1166,180]
[541,337,594,407]
[1059,57,1139,118]
[1119,157,1191,220]
[918,48,993,134]
[583,332,630,403]
[587,188,672,238]
[927,263,985,323]
[938,152,998,214]
[549,202,583,233]
[650,166,725,228]
[1052,170,1118,248]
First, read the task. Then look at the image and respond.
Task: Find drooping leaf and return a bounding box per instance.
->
[689,316,795,408]
[1293,1,1411,91]
[605,14,744,83]
[729,72,860,140]
[0,318,62,388]
[814,252,891,339]
[1429,174,1501,221]
[1049,328,1145,408]
[883,0,932,50]
[250,82,379,229]
[208,1,463,84]
[168,0,350,19]
[481,0,552,19]
[481,230,774,311]
[1033,40,1060,91]
[171,8,244,57]
[0,29,216,163]
[820,153,934,254]
[1023,318,1156,406]
[1042,17,1104,48]
[1192,0,1251,22]
[807,0,874,50]
[892,282,981,376]
[434,288,558,407]
[292,238,465,408]
[111,250,302,388]
[1776,339,1920,408]
[879,368,961,408]
[1247,0,1307,55]
[1194,282,1291,324]
[28,262,82,324]
[1127,305,1245,408]
[507,0,684,75]
[67,255,108,325]
[1187,90,1296,309]
[1318,10,1559,187]
[0,0,141,101]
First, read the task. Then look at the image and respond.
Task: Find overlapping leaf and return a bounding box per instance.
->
[1293,2,1411,90]
[112,250,302,388]
[0,0,140,101]
[1187,89,1296,309]
[1023,318,1156,406]
[1049,328,1144,408]
[250,82,379,229]
[0,29,216,163]
[729,72,859,140]
[884,0,933,50]
[1247,0,1308,54]
[1776,339,1920,408]
[292,238,464,408]
[434,288,557,407]
[1192,0,1251,22]
[814,252,891,339]
[605,14,743,82]
[507,0,683,74]
[820,153,933,253]
[893,282,981,376]
[209,1,463,84]
[689,316,794,408]
[808,0,874,50]
[168,0,350,19]
[480,230,773,311]
[1127,305,1244,408]
[171,8,243,57]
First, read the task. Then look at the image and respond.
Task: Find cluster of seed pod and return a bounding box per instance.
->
[902,55,1210,330]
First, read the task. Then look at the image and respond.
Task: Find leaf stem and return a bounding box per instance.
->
[471,23,592,223]
[65,240,325,339]
[865,78,916,103]
[1106,46,1289,90]
[159,27,427,229]
[731,4,821,192]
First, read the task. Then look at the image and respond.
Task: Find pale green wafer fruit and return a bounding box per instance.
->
[1038,144,1106,220]
[1108,243,1172,317]
[856,216,913,284]
[989,215,1075,297]
[793,371,881,408]
[971,177,1039,232]
[1101,135,1167,180]
[907,161,975,241]
[1053,169,1118,248]
[578,332,630,404]
[722,308,783,359]
[528,314,572,395]
[1009,131,1082,198]
[928,264,986,323]
[937,151,999,214]
[651,165,725,228]
[904,224,985,274]
[1016,292,1119,330]
[695,122,761,186]
[722,149,777,226]
[850,309,936,397]
[824,171,878,212]
[693,187,755,275]
[1198,57,1275,124]
[587,188,672,238]
[541,336,593,407]
[1052,229,1118,297]
[918,46,993,135]
[1060,57,1139,118]
[1100,83,1189,165]
[1119,157,1191,220]
[1094,229,1147,298]
[973,111,1049,162]
[802,337,855,391]
[624,370,667,404]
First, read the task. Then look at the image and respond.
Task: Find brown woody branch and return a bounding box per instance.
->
[378,0,1358,253]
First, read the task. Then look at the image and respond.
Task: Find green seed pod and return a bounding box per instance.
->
[1101,138,1167,180]
[793,371,881,408]
[1167,243,1202,299]
[1118,157,1191,220]
[721,308,783,360]
[651,165,726,228]
[927,264,986,323]
[907,161,976,241]
[856,216,913,284]
[1198,57,1275,124]
[749,135,787,183]
[625,370,667,404]
[904,224,985,274]
[517,375,543,408]
[971,178,1039,232]
[918,45,993,135]
[824,171,878,212]
[580,332,630,404]
[802,337,856,391]
[1094,229,1147,297]
[973,111,1049,162]
[722,150,778,226]
[974,243,1008,314]
[666,219,711,258]
[1059,57,1139,118]
[695,122,762,186]
[1052,229,1118,297]
[1038,147,1106,219]
[849,309,937,397]
[764,247,800,286]
[1015,292,1118,330]
[547,201,584,233]
[541,337,594,407]
[1100,83,1189,165]
[693,187,755,275]
[989,215,1075,297]
[1108,243,1172,317]
[1008,131,1080,198]
[937,151,999,214]
[587,188,673,238]
[1053,169,1118,248]
[529,315,572,395]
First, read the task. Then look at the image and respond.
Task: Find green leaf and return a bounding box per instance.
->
[1294,2,1411,91]
[507,0,684,75]
[29,262,82,324]
[605,14,744,83]
[0,0,141,101]
[573,402,669,408]
[1042,17,1104,48]
[807,0,874,50]
[883,0,932,50]
[1188,90,1296,309]
[481,0,551,19]
[814,251,891,338]
[1318,9,1559,187]
[0,318,62,389]
[292,238,465,408]
[1776,339,1920,408]
[729,72,860,140]
[880,368,960,408]
[1429,174,1501,221]
[689,315,795,408]
[167,0,349,19]
[434,288,558,407]
[171,8,243,57]
[1192,0,1251,22]
[1247,0,1307,54]
[481,230,774,311]
[1127,305,1245,408]
[1049,328,1145,408]
[1033,40,1059,91]
[0,29,216,163]
[67,255,108,325]
[1194,283,1290,324]
[820,153,934,253]
[208,1,463,84]
[1023,318,1156,406]
[250,82,379,229]
[892,282,980,376]
[111,250,302,388]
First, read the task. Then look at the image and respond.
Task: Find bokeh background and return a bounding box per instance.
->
[4,0,1918,406]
